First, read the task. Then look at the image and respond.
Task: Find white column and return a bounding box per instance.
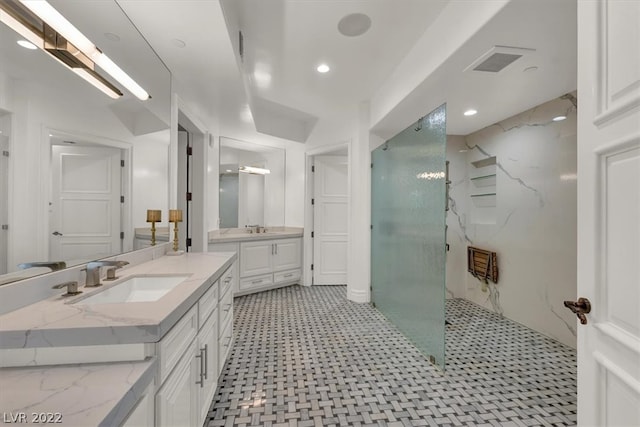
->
[347,102,371,303]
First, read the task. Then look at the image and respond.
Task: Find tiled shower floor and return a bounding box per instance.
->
[206,286,576,426]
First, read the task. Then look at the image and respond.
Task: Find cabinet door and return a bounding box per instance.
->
[156,341,199,427]
[197,312,218,424]
[273,238,302,272]
[239,241,273,277]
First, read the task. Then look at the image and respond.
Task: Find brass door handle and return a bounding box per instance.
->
[564,297,591,325]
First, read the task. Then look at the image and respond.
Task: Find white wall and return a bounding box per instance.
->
[446,95,578,348]
[132,131,170,228]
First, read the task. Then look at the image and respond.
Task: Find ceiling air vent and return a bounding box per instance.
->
[466,45,535,73]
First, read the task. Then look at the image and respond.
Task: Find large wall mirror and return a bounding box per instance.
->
[219,137,285,229]
[0,0,171,285]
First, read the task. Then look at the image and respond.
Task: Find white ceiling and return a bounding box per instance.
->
[125,0,576,142]
[3,0,577,144]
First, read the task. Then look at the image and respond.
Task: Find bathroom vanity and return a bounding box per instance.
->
[0,251,236,427]
[208,227,303,296]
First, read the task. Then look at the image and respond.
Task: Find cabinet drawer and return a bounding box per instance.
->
[218,318,233,373]
[219,266,234,297]
[239,273,273,291]
[218,283,234,328]
[198,281,218,329]
[274,269,301,284]
[157,304,198,384]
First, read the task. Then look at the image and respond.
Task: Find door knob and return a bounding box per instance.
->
[564,297,591,325]
[52,231,63,236]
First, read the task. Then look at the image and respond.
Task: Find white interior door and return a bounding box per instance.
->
[577,1,640,425]
[50,145,122,263]
[313,155,348,285]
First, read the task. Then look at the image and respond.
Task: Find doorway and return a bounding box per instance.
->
[176,109,208,252]
[49,134,125,264]
[305,145,349,286]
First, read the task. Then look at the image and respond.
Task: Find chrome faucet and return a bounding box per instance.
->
[18,261,67,271]
[52,281,81,296]
[85,260,129,287]
[245,224,262,234]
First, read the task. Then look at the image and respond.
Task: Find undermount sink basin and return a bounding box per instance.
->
[75,275,190,304]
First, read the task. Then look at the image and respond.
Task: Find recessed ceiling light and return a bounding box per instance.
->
[464,109,478,116]
[17,40,37,50]
[104,32,120,42]
[317,64,330,73]
[338,13,372,37]
[523,66,539,73]
[553,115,567,121]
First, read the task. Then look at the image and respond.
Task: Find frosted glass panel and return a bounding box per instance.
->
[219,174,239,228]
[371,104,447,369]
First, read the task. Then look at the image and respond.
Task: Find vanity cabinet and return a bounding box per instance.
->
[121,384,154,427]
[207,242,240,294]
[155,263,232,427]
[155,340,200,427]
[238,238,302,294]
[208,235,302,296]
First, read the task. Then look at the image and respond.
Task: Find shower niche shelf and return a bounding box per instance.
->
[469,156,497,222]
[470,174,496,187]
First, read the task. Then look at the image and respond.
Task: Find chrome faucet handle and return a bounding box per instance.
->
[104,267,119,281]
[85,260,129,287]
[52,281,81,296]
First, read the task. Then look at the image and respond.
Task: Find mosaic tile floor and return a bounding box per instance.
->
[206,285,576,427]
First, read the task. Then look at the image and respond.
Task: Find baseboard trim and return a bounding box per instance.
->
[347,287,369,303]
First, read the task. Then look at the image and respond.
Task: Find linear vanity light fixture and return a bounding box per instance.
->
[239,166,271,175]
[19,0,149,100]
[20,0,149,100]
[0,0,123,99]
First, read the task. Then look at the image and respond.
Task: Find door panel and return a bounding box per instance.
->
[239,241,272,277]
[313,155,348,284]
[50,145,121,263]
[273,238,301,271]
[577,1,640,424]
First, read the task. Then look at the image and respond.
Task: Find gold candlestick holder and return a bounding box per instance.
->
[146,209,161,246]
[167,209,184,255]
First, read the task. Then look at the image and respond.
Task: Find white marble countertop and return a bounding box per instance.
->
[208,226,303,243]
[0,252,236,349]
[0,358,155,426]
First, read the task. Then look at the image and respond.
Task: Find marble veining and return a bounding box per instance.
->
[446,94,578,348]
[0,359,155,426]
[0,252,235,349]
[447,195,472,243]
[544,288,577,337]
[486,282,503,315]
[465,141,546,208]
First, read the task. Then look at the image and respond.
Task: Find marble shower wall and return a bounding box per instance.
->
[445,94,578,348]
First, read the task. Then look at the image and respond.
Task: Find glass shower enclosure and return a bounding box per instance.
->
[371,104,447,369]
